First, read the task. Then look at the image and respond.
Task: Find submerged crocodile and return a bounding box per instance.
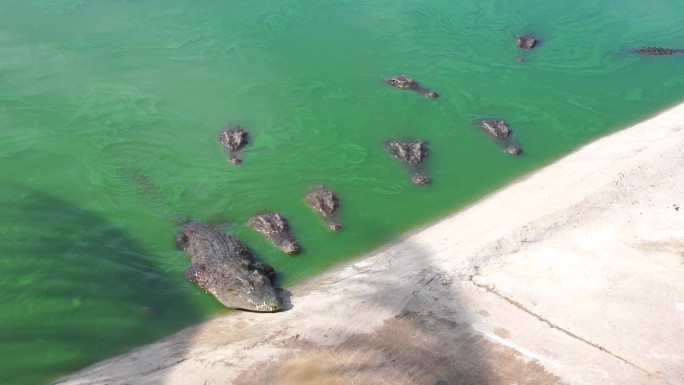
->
[175,220,282,312]
[477,119,523,156]
[305,186,341,231]
[384,75,439,99]
[385,140,431,185]
[248,212,300,254]
[516,35,539,50]
[632,47,684,55]
[218,125,249,165]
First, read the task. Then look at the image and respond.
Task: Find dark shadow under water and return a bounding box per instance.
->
[0,186,202,385]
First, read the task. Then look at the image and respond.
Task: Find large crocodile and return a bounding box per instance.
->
[248,212,300,254]
[385,140,431,185]
[305,186,341,231]
[632,47,684,55]
[384,75,439,99]
[476,119,523,156]
[175,220,283,312]
[218,125,249,165]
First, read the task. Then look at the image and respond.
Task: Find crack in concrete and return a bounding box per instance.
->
[469,280,653,377]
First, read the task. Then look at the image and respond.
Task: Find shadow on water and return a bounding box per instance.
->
[0,186,202,385]
[233,241,566,385]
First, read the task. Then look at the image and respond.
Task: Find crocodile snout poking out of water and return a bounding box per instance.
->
[384,75,439,99]
[477,119,523,156]
[248,212,300,254]
[218,125,249,165]
[411,175,431,185]
[305,186,341,231]
[385,140,431,185]
[516,35,538,50]
[632,47,684,55]
[176,220,282,312]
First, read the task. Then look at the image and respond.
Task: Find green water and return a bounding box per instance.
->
[1,0,682,383]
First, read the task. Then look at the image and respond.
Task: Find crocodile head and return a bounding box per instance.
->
[275,237,300,255]
[305,186,342,232]
[186,266,283,312]
[248,213,301,255]
[219,271,283,312]
[504,144,523,156]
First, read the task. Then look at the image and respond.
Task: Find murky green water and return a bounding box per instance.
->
[1,0,682,383]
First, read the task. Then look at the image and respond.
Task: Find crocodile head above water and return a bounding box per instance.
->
[248,212,300,254]
[384,140,432,185]
[476,119,523,156]
[384,75,439,99]
[176,221,283,312]
[515,35,538,50]
[305,186,342,231]
[218,125,249,165]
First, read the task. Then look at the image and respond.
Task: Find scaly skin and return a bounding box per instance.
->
[632,47,684,55]
[305,186,341,231]
[385,140,431,185]
[516,35,538,50]
[218,125,249,165]
[477,119,523,156]
[479,119,512,139]
[176,221,282,312]
[385,140,428,165]
[248,212,300,254]
[384,75,439,99]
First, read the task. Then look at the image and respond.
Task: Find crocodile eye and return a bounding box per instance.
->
[175,233,189,250]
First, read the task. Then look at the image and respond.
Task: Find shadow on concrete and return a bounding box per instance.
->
[0,186,203,385]
[232,241,565,385]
